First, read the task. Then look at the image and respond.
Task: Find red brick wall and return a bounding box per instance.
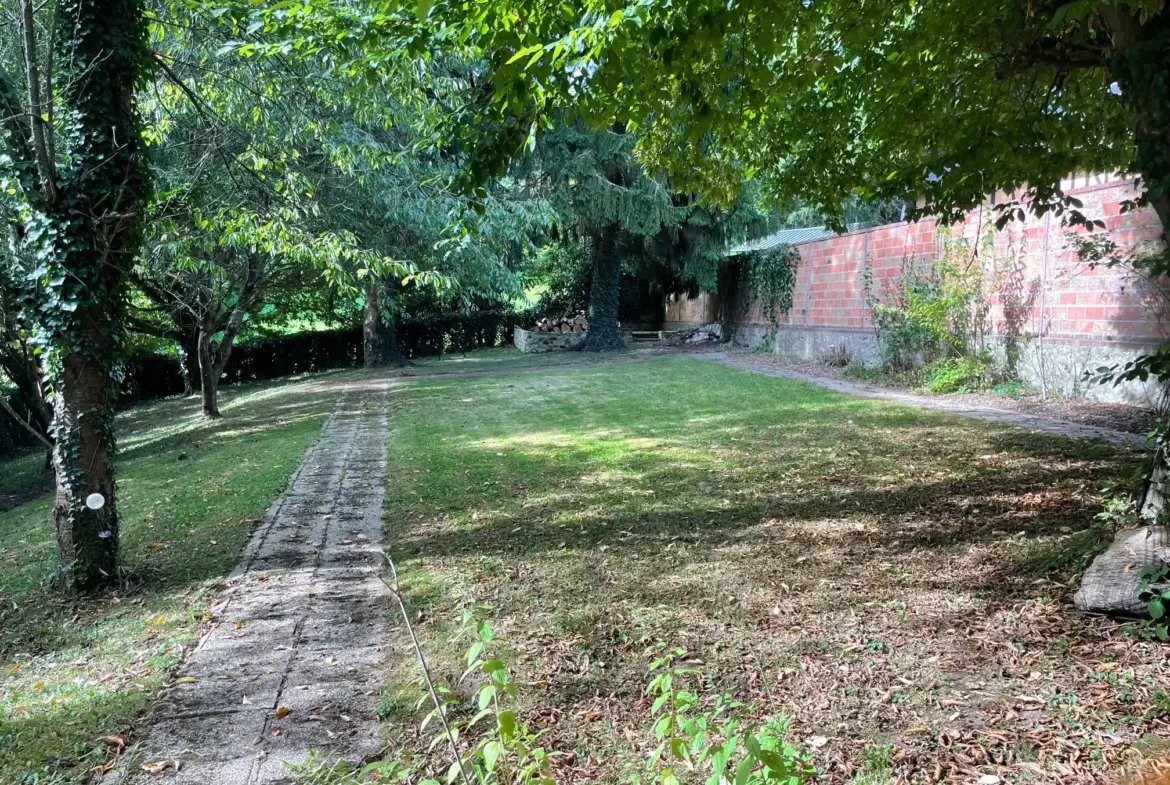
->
[726,176,1166,349]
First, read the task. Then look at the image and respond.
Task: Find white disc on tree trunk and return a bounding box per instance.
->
[85,493,105,510]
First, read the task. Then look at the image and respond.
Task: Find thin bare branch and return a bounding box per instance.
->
[0,393,52,450]
[374,550,475,785]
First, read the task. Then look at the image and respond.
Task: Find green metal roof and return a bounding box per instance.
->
[728,223,870,256]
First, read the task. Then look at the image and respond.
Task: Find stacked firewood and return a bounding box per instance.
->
[531,313,589,333]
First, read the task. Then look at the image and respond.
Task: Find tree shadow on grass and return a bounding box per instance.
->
[389,406,1135,622]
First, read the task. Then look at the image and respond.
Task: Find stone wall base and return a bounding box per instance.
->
[514,327,588,354]
[729,324,1164,406]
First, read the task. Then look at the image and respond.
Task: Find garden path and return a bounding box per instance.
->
[698,352,1148,448]
[124,379,391,784]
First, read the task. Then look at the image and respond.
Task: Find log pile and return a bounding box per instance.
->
[531,313,588,333]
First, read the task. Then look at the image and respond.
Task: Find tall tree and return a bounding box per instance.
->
[535,123,679,350]
[0,0,150,591]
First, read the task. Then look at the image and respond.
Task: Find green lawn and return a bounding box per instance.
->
[0,450,53,515]
[0,374,345,784]
[381,355,1162,783]
[400,344,657,376]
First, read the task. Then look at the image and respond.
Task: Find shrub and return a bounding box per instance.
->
[864,231,993,375]
[919,356,988,394]
[528,243,592,315]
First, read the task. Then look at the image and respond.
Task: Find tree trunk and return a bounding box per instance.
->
[1103,7,1170,243]
[582,226,625,351]
[51,313,119,591]
[0,347,52,438]
[363,276,405,367]
[1101,8,1170,521]
[716,260,742,331]
[197,328,221,418]
[42,0,149,592]
[179,327,200,396]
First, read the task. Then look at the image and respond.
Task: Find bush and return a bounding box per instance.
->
[919,355,988,394]
[528,244,592,315]
[397,309,538,358]
[864,232,992,375]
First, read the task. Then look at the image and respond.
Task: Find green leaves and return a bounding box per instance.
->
[1137,564,1170,640]
[506,44,545,65]
[644,646,814,785]
[744,244,799,336]
[497,709,516,740]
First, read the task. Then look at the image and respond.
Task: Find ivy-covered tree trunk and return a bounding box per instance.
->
[363,276,405,367]
[30,0,150,591]
[582,226,625,351]
[51,338,121,589]
[1103,8,1170,244]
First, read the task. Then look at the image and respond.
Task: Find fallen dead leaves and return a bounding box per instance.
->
[140,759,178,775]
[381,358,1168,785]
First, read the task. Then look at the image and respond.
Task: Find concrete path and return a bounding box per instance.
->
[127,381,390,784]
[698,353,1148,448]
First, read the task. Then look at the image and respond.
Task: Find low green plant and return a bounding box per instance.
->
[842,363,909,386]
[853,744,893,785]
[645,646,813,785]
[1150,688,1170,718]
[296,611,814,785]
[919,355,988,394]
[1138,564,1170,641]
[1095,490,1140,532]
[287,757,411,785]
[990,379,1032,399]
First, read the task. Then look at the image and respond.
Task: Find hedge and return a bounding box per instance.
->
[118,308,538,403]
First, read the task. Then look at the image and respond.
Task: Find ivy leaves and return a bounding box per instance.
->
[743,245,799,331]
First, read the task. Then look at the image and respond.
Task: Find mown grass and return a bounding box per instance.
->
[381,355,1161,783]
[0,450,53,514]
[0,374,345,784]
[401,345,656,377]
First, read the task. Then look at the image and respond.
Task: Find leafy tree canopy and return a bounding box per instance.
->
[239,1,1167,236]
[450,0,1166,233]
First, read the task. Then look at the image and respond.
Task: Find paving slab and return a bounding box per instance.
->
[124,384,390,785]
